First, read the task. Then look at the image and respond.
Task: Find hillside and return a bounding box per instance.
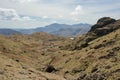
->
[0,53,66,80]
[0,17,120,80]
[0,32,66,80]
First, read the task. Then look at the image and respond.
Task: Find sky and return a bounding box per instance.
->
[0,0,120,28]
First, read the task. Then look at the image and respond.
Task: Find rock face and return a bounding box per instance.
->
[88,17,120,38]
[87,17,120,39]
[89,17,116,32]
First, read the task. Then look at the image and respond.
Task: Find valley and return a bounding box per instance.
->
[0,17,120,80]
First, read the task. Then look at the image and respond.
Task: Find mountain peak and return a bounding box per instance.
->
[89,17,116,32]
[97,17,116,23]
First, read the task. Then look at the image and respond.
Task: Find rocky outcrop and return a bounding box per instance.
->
[89,17,116,32]
[89,17,120,37]
[86,17,120,44]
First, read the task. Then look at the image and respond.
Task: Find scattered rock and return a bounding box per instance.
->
[6,64,12,67]
[19,71,28,75]
[105,65,111,69]
[65,58,71,63]
[105,40,115,45]
[94,44,103,49]
[107,50,114,54]
[84,73,105,80]
[112,69,120,73]
[91,67,98,73]
[81,42,88,48]
[72,62,89,74]
[44,65,56,73]
[22,66,28,69]
[110,57,117,62]
[99,50,116,59]
[15,59,20,62]
[77,72,86,80]
[111,46,120,51]
[0,70,4,75]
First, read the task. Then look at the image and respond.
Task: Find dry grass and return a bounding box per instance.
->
[0,19,120,80]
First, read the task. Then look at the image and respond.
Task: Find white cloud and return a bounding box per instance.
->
[57,15,63,18]
[0,8,33,21]
[53,21,57,23]
[42,16,48,19]
[11,0,35,3]
[73,18,79,21]
[0,0,119,28]
[22,16,32,20]
[70,5,84,16]
[0,8,21,20]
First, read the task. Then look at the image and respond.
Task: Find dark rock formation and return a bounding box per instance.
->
[89,17,120,38]
[89,17,116,32]
[44,65,56,73]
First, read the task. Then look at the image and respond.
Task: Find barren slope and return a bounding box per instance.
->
[0,17,120,80]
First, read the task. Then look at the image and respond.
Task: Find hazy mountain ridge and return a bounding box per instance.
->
[15,23,91,36]
[0,23,91,36]
[0,28,21,35]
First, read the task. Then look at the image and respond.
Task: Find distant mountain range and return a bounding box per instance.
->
[0,23,91,36]
[16,23,91,36]
[0,29,21,35]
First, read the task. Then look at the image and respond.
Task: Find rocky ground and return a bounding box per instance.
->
[0,17,120,80]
